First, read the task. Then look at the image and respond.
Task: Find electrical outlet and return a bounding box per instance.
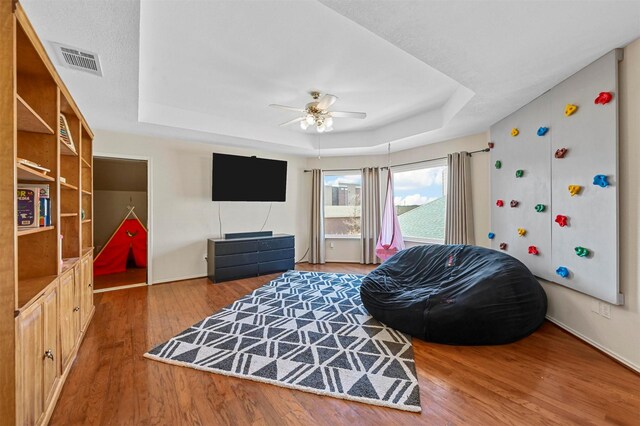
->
[599,302,611,319]
[330,242,335,249]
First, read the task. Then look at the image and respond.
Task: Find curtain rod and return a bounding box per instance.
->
[303,147,490,173]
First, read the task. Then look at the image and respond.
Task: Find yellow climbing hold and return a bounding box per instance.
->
[517,228,527,237]
[565,104,578,116]
[568,185,582,197]
[511,128,519,137]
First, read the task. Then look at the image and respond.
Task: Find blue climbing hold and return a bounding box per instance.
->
[593,174,609,188]
[488,232,495,240]
[556,266,570,278]
[537,127,549,136]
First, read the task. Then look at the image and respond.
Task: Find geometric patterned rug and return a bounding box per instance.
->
[144,271,421,412]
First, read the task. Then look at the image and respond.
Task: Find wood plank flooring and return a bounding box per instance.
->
[50,263,640,425]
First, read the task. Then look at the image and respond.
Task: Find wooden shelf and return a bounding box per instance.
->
[81,157,91,168]
[61,257,80,273]
[81,189,92,195]
[60,140,78,156]
[17,163,55,182]
[82,219,91,224]
[60,213,78,218]
[17,275,57,311]
[17,226,54,237]
[16,94,54,134]
[60,181,78,191]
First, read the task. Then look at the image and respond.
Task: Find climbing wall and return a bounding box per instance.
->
[490,49,622,305]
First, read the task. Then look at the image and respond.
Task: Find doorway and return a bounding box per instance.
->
[93,156,149,291]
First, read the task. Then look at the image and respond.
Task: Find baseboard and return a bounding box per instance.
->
[545,315,640,373]
[151,274,207,285]
[94,282,147,293]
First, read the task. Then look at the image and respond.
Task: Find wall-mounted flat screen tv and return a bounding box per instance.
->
[212,153,287,202]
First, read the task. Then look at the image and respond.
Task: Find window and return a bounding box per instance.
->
[393,162,447,243]
[323,173,361,238]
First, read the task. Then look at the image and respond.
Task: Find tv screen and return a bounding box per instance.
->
[212,153,287,202]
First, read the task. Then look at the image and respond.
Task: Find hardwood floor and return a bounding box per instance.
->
[50,263,640,425]
[94,268,147,291]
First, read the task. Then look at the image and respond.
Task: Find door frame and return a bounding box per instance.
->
[93,152,153,285]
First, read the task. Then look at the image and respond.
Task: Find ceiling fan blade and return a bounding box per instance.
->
[279,116,305,127]
[316,94,338,110]
[330,111,367,119]
[269,104,306,113]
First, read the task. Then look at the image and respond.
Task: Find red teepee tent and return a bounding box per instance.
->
[94,207,147,276]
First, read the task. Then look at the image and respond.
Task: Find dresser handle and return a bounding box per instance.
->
[73,306,80,312]
[44,350,54,360]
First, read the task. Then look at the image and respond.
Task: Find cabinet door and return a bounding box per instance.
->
[42,285,60,408]
[59,270,76,369]
[73,264,81,338]
[16,302,44,425]
[80,254,93,329]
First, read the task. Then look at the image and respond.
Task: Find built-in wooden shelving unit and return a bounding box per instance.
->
[1,3,95,424]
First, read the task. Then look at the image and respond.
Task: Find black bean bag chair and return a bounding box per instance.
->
[360,244,547,345]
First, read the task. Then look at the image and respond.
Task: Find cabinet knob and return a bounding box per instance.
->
[44,349,54,360]
[88,284,92,288]
[73,306,80,312]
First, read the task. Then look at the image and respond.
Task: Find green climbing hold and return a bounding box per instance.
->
[495,160,502,169]
[575,246,590,257]
[535,204,546,212]
[516,169,524,178]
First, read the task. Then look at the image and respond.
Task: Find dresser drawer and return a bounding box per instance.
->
[215,240,258,256]
[259,259,294,275]
[215,252,258,268]
[258,248,295,263]
[257,237,294,251]
[215,264,259,282]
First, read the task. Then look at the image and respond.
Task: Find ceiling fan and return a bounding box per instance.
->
[269,91,366,133]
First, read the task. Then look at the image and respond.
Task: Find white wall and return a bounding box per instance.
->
[306,132,491,261]
[539,39,640,371]
[94,131,310,284]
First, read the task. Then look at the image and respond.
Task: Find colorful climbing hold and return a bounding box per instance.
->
[517,228,526,237]
[496,200,504,207]
[575,246,590,257]
[555,148,568,159]
[510,200,519,208]
[495,160,502,169]
[535,204,546,212]
[568,185,582,197]
[515,169,524,178]
[511,128,519,137]
[537,127,549,136]
[499,243,507,250]
[556,266,570,278]
[594,92,613,105]
[488,232,495,240]
[555,215,568,227]
[593,174,609,188]
[564,104,578,116]
[528,246,539,255]
[488,142,495,149]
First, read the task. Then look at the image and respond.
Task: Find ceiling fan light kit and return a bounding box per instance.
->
[270,91,366,133]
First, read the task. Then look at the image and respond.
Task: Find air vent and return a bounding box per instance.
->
[51,42,102,76]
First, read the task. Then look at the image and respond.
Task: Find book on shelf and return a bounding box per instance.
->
[17,157,51,174]
[17,186,40,229]
[59,114,77,154]
[31,184,52,227]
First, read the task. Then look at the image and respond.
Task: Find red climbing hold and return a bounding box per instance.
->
[496,200,504,207]
[488,142,495,149]
[555,215,568,227]
[555,148,568,159]
[594,92,613,105]
[528,246,539,255]
[499,243,507,250]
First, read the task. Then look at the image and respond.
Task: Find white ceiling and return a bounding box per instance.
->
[22,0,640,156]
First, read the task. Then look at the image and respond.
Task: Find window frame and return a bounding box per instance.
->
[322,170,363,239]
[390,158,448,244]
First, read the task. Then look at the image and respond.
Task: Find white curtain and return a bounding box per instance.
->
[360,167,381,264]
[445,152,475,245]
[309,169,325,263]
